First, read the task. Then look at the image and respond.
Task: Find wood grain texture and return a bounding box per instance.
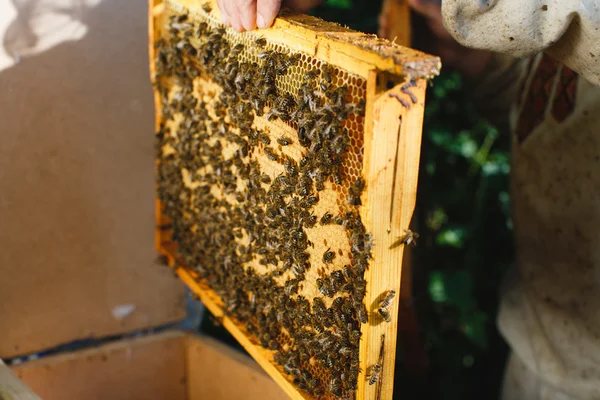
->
[380,0,412,45]
[11,331,284,400]
[186,334,287,400]
[12,331,187,400]
[0,0,186,359]
[0,360,41,400]
[358,78,427,400]
[374,4,429,380]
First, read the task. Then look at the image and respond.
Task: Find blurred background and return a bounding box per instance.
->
[0,0,514,399]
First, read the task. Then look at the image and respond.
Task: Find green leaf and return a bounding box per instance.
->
[429,271,448,303]
[435,227,467,247]
[444,270,475,313]
[459,137,478,158]
[426,207,448,231]
[323,0,352,9]
[460,312,489,349]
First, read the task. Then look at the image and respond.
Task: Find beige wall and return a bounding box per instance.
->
[0,0,186,358]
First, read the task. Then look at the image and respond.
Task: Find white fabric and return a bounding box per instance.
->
[501,66,600,399]
[442,0,600,85]
[442,2,600,399]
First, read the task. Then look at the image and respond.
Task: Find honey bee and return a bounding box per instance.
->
[254,37,267,47]
[320,212,333,225]
[363,232,374,252]
[323,248,335,264]
[379,289,396,308]
[317,278,335,298]
[303,69,318,81]
[196,21,209,36]
[277,136,292,146]
[258,50,272,60]
[315,179,325,192]
[300,156,311,169]
[279,93,296,110]
[302,212,317,227]
[342,265,354,280]
[260,174,271,184]
[258,132,271,145]
[313,321,325,334]
[322,65,334,84]
[349,329,361,344]
[353,279,367,299]
[377,307,391,322]
[297,185,310,197]
[230,43,244,57]
[265,107,290,121]
[389,229,419,249]
[331,135,349,155]
[313,297,327,314]
[282,53,301,70]
[367,363,382,385]
[339,346,353,356]
[333,307,348,326]
[251,98,265,115]
[328,377,342,396]
[351,99,366,115]
[332,170,343,185]
[330,296,343,311]
[264,147,279,162]
[201,3,212,12]
[348,177,365,206]
[305,195,319,206]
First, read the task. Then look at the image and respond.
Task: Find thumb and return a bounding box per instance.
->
[257,0,282,29]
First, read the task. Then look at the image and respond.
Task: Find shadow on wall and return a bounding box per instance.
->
[0,0,186,358]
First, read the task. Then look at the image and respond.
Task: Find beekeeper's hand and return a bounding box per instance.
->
[217,0,325,32]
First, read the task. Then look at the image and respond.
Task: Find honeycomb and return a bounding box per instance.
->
[153,3,375,399]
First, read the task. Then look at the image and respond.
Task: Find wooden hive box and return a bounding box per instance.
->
[6,331,286,400]
[150,1,440,399]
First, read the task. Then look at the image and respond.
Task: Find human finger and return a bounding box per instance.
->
[257,0,282,29]
[217,0,231,26]
[222,0,244,31]
[235,0,257,31]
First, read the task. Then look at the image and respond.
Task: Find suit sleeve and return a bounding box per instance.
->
[442,0,600,85]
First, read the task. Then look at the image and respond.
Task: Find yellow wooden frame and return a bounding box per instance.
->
[149,1,439,399]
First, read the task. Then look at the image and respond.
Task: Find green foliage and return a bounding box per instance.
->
[310,0,382,33]
[323,0,353,10]
[415,69,513,399]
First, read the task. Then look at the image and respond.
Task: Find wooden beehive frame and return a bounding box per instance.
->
[149,1,439,398]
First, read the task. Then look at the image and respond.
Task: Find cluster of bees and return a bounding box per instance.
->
[154,7,375,399]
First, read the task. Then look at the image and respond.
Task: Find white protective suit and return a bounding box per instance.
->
[442,1,600,399]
